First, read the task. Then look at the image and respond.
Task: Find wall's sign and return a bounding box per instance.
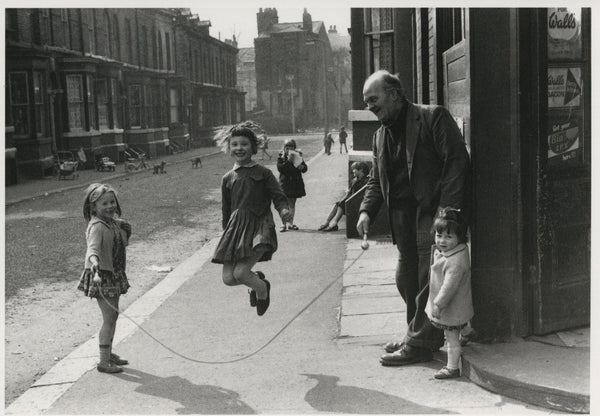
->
[548,8,582,60]
[547,115,582,164]
[548,67,582,108]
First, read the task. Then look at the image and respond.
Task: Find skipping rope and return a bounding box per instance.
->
[96,236,370,365]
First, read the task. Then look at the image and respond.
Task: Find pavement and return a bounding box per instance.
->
[4,143,591,414]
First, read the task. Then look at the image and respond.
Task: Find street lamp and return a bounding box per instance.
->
[285,74,296,133]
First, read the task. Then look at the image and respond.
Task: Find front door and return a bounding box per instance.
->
[529,8,591,334]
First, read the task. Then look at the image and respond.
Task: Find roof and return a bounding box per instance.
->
[328,32,350,51]
[263,20,324,36]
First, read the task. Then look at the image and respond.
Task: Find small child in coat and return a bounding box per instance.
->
[425,207,473,379]
[276,139,307,231]
[211,121,292,316]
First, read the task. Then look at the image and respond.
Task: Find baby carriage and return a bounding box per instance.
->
[94,154,116,171]
[54,151,79,180]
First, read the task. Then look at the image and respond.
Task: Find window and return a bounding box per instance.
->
[129,85,142,127]
[158,31,163,69]
[104,12,111,57]
[125,19,133,63]
[33,71,45,135]
[87,9,96,54]
[364,8,394,73]
[165,32,172,70]
[142,26,148,67]
[6,9,18,42]
[110,79,119,128]
[144,85,152,127]
[169,88,179,123]
[96,79,109,129]
[87,76,96,129]
[152,85,163,127]
[67,75,84,130]
[9,72,30,136]
[61,9,69,48]
[197,96,205,127]
[112,15,120,60]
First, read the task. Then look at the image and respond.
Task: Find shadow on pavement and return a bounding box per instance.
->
[117,368,256,414]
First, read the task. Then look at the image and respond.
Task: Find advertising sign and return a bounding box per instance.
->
[547,115,582,165]
[548,67,582,108]
[547,8,582,60]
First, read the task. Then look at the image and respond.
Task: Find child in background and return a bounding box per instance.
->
[318,161,370,232]
[258,134,272,160]
[425,207,473,379]
[212,121,292,316]
[277,139,307,231]
[79,183,132,374]
[338,127,348,154]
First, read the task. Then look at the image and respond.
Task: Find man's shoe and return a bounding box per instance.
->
[434,366,461,379]
[249,271,265,307]
[97,362,123,373]
[383,341,403,353]
[110,353,129,366]
[380,345,433,366]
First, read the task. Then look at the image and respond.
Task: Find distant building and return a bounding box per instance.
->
[327,25,351,128]
[254,8,336,133]
[5,8,245,180]
[237,48,257,112]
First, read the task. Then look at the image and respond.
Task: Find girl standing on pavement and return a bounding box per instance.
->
[79,183,132,374]
[212,121,292,316]
[277,139,307,231]
[425,207,473,379]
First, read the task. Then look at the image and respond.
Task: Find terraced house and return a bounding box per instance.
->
[5,8,245,182]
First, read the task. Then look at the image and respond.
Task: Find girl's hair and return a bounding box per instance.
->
[431,207,468,243]
[351,161,370,175]
[282,139,297,150]
[213,120,263,154]
[83,183,122,222]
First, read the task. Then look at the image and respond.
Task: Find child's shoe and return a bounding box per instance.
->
[249,271,265,307]
[110,352,129,366]
[256,279,271,316]
[97,362,123,374]
[434,366,460,379]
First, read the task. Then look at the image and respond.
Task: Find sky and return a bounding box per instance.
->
[190,6,352,48]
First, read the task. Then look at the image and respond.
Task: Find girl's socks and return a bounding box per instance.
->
[99,344,111,365]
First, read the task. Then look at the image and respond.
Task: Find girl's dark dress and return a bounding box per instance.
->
[212,163,289,264]
[277,152,307,198]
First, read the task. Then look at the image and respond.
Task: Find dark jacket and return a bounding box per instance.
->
[277,151,308,198]
[359,102,472,223]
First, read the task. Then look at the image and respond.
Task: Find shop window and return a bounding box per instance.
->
[169,88,179,123]
[67,74,84,130]
[9,72,30,136]
[110,79,119,128]
[96,78,109,129]
[129,84,142,128]
[33,71,45,135]
[87,76,96,129]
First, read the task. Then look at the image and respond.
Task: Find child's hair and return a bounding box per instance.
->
[213,120,263,154]
[282,139,297,150]
[83,183,122,222]
[351,161,370,176]
[431,207,468,243]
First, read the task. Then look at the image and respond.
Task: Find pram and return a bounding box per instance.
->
[94,154,116,171]
[54,151,79,180]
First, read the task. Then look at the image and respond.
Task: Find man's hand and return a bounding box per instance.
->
[356,211,371,237]
[280,208,292,224]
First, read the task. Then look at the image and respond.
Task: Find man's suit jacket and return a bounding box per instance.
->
[359,102,472,223]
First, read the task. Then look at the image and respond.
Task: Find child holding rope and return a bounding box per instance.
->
[79,183,132,373]
[212,121,292,316]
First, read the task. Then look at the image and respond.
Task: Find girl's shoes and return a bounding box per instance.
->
[249,271,265,307]
[289,224,299,230]
[280,225,287,232]
[256,279,271,316]
[324,225,338,232]
[110,352,129,366]
[97,362,123,374]
[434,366,460,379]
[318,224,328,231]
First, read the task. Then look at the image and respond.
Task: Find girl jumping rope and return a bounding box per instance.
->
[212,121,292,316]
[79,183,132,373]
[425,207,473,379]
